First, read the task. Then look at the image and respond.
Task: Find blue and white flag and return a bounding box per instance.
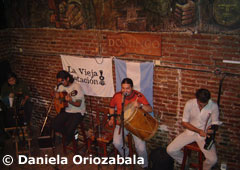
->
[114,58,154,108]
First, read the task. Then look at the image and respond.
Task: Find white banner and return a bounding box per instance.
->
[61,55,114,97]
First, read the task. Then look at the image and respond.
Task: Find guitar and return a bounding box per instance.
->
[54,90,78,113]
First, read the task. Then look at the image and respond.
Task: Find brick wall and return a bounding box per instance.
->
[0,28,240,169]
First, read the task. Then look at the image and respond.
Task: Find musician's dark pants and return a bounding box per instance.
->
[52,111,84,145]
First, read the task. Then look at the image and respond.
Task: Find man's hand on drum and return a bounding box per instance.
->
[132,97,141,108]
[133,100,153,113]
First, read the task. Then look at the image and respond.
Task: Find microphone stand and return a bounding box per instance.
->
[95,113,102,170]
[108,93,127,169]
[120,94,126,170]
[113,114,118,170]
[107,113,119,170]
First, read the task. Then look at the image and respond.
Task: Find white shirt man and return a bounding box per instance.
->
[167,89,221,170]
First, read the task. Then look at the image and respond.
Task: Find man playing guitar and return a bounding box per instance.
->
[52,70,86,146]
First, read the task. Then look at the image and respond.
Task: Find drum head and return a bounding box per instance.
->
[124,103,136,121]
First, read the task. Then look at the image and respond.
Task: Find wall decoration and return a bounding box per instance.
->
[174,0,196,26]
[61,55,115,97]
[213,0,240,28]
[49,0,95,29]
[1,0,240,34]
[106,33,162,56]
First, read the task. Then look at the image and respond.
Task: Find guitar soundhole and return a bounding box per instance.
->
[71,90,78,96]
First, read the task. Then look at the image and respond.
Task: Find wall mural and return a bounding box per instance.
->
[1,0,240,34]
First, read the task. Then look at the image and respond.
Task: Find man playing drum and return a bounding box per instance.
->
[108,78,152,170]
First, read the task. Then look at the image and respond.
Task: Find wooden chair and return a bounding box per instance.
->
[181,142,204,170]
[87,107,115,157]
[62,120,88,154]
[5,126,32,157]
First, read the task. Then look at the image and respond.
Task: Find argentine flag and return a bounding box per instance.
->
[114,58,154,109]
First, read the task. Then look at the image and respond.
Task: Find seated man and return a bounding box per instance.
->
[0,72,32,127]
[167,88,221,170]
[108,78,152,169]
[52,70,86,146]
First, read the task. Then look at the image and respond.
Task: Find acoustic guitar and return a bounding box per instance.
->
[54,90,78,113]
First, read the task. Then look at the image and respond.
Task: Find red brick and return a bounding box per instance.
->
[1,29,240,170]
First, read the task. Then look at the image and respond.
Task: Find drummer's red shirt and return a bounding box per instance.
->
[109,90,150,114]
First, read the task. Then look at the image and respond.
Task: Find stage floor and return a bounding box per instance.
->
[0,126,144,170]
